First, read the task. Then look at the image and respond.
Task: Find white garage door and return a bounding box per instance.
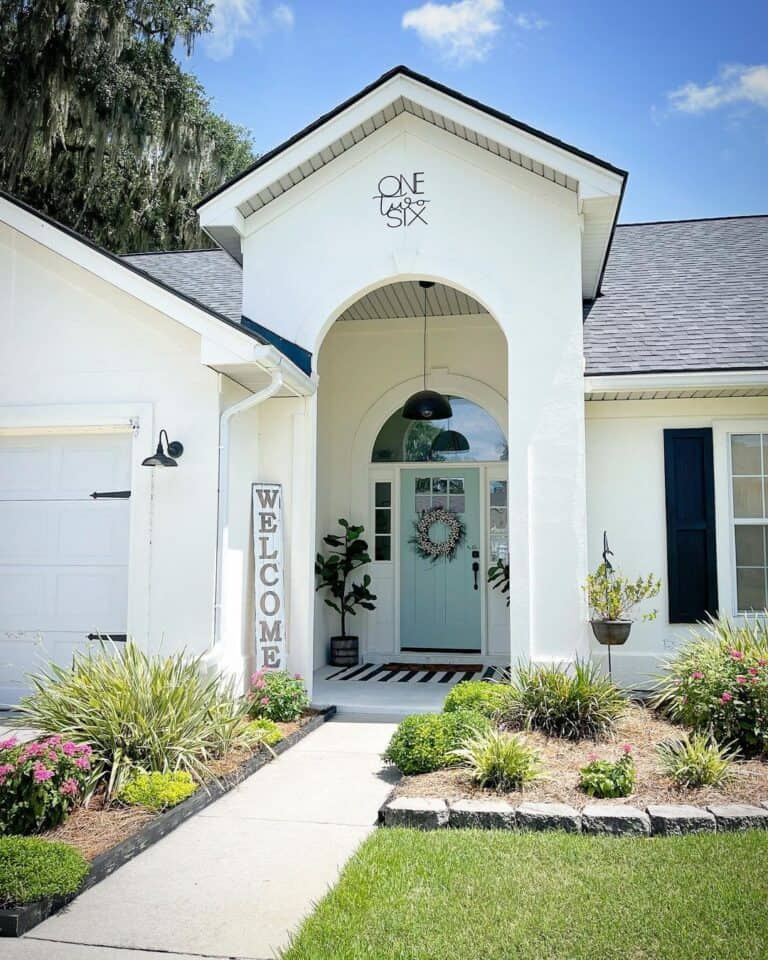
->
[0,433,131,706]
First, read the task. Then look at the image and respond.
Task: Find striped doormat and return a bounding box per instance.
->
[324,662,508,685]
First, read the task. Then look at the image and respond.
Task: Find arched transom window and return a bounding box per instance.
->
[372,397,507,463]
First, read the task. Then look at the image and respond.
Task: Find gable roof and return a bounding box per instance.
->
[196,65,626,301]
[198,65,626,210]
[583,215,768,375]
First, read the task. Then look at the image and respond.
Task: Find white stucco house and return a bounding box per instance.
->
[1,66,767,712]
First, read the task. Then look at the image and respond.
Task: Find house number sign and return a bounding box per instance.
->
[252,482,285,670]
[373,172,430,228]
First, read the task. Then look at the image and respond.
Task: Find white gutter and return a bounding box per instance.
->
[212,364,285,653]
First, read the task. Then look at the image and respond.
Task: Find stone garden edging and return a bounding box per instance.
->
[379,796,768,836]
[0,706,337,938]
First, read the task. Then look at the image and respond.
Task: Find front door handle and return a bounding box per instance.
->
[472,560,480,590]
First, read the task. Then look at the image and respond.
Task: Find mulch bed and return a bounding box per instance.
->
[393,704,768,808]
[41,711,319,861]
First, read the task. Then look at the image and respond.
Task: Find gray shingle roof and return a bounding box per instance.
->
[584,216,768,375]
[123,216,768,378]
[122,248,243,323]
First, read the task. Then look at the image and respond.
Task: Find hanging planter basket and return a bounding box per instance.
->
[590,620,632,646]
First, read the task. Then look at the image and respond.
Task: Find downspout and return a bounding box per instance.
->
[212,363,285,656]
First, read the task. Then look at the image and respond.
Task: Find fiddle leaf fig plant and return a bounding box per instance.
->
[315,519,377,638]
[584,563,661,622]
[487,557,510,606]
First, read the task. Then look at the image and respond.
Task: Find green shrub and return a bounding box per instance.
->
[443,681,511,718]
[15,640,250,797]
[652,617,768,755]
[118,770,197,810]
[451,729,541,791]
[656,733,737,788]
[248,670,309,723]
[579,745,635,798]
[0,836,88,906]
[243,718,284,747]
[502,659,626,740]
[0,735,91,835]
[383,710,491,775]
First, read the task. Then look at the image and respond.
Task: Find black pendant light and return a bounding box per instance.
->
[142,429,184,467]
[402,281,453,421]
[431,428,470,454]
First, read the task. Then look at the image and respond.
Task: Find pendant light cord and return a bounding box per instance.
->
[423,283,428,390]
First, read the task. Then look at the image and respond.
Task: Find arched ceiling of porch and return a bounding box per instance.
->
[337,280,488,322]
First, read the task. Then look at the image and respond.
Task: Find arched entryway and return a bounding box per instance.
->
[313,279,510,689]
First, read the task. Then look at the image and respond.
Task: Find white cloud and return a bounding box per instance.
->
[512,12,547,29]
[205,0,294,60]
[402,0,505,64]
[668,64,768,114]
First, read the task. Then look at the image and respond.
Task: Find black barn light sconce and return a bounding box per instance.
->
[142,429,184,468]
[402,281,453,421]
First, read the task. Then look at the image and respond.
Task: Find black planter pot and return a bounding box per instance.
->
[590,620,632,646]
[330,635,359,667]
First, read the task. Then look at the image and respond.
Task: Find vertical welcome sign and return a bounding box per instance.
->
[252,483,285,670]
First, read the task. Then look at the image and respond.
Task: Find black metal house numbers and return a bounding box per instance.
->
[373,172,430,228]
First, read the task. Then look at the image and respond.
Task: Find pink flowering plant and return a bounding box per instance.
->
[652,617,768,756]
[247,670,309,722]
[578,743,635,799]
[0,736,92,834]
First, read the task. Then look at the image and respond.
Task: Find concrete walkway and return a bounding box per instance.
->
[7,716,398,960]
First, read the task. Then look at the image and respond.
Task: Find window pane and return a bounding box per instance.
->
[732,434,762,475]
[449,478,464,494]
[432,477,448,493]
[415,494,430,513]
[489,480,507,507]
[733,477,763,518]
[449,494,465,514]
[375,509,391,534]
[490,533,508,563]
[375,482,391,508]
[490,507,507,532]
[735,526,765,566]
[432,494,447,509]
[415,477,431,493]
[737,567,767,611]
[374,536,391,562]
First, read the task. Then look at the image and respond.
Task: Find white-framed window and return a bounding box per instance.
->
[488,479,508,563]
[731,433,768,612]
[373,480,393,562]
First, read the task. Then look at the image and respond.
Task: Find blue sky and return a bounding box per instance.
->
[184,0,768,222]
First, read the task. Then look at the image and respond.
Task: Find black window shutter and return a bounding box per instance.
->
[663,428,718,623]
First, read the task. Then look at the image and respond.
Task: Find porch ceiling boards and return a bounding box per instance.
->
[338,280,487,321]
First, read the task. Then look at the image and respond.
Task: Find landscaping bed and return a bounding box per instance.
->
[0,706,335,936]
[392,703,768,809]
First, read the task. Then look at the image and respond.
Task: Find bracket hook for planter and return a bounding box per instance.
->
[602,531,615,679]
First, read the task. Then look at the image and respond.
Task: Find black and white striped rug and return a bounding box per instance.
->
[323,663,508,685]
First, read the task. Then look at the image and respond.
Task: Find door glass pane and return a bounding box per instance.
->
[490,507,507,531]
[431,494,447,509]
[733,477,763,518]
[449,494,466,514]
[374,536,391,562]
[415,494,430,513]
[449,478,464,494]
[489,480,507,507]
[415,477,430,493]
[375,482,391,508]
[375,509,391,534]
[732,435,762,475]
[432,477,448,494]
[735,525,765,566]
[737,567,767,611]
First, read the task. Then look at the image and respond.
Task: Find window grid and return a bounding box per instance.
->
[732,434,768,612]
[374,481,392,562]
[414,477,466,514]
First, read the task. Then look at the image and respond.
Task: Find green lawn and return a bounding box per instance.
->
[282,828,768,960]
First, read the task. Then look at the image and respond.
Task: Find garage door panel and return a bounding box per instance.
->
[0,433,131,706]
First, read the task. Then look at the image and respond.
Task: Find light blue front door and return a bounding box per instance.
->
[399,467,482,652]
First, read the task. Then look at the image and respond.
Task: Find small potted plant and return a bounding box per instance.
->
[315,519,377,667]
[583,542,660,647]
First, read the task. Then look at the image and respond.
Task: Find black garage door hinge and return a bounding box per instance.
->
[90,491,131,499]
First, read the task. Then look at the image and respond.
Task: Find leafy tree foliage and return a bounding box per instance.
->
[0,1,256,252]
